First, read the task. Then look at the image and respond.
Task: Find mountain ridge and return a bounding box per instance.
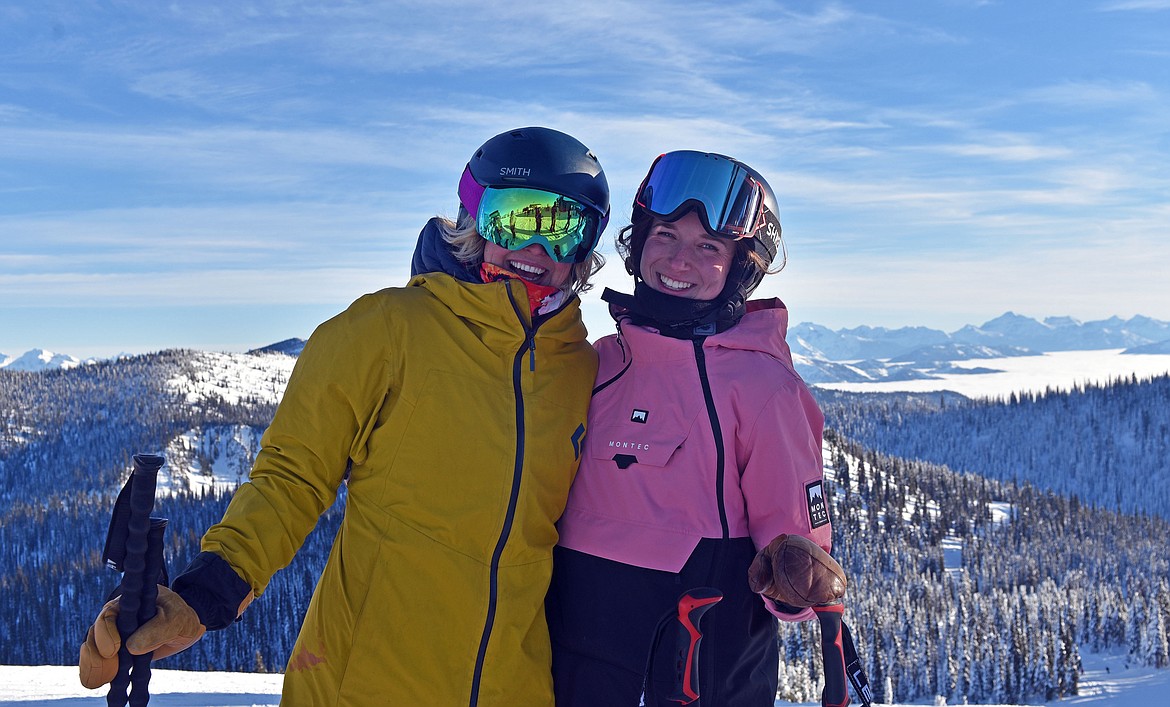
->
[5,313,1170,385]
[788,311,1170,362]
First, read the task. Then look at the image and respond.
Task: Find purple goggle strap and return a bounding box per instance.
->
[458,165,486,216]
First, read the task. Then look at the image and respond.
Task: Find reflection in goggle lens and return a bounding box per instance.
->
[477,187,601,263]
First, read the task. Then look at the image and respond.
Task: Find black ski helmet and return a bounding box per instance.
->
[734,160,783,275]
[460,126,611,257]
[730,158,782,295]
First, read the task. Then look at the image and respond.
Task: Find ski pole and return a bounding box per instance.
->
[641,587,723,706]
[102,453,169,707]
[814,604,873,707]
[815,604,849,707]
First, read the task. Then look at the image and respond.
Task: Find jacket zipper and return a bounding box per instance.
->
[693,338,729,704]
[468,283,536,706]
[693,339,729,539]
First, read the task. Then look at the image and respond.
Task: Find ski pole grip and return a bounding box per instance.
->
[641,587,724,706]
[815,603,849,707]
[670,587,723,704]
[106,453,166,707]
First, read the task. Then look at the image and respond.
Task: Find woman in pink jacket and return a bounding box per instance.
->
[548,151,849,706]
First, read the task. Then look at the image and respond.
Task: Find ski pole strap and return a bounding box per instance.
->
[814,604,874,707]
[841,619,874,707]
[102,454,168,707]
[103,456,170,587]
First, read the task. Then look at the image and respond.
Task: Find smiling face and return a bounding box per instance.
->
[482,240,574,289]
[638,210,734,301]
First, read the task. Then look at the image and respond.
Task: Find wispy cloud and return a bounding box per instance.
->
[927,139,1072,163]
[129,70,286,110]
[0,266,409,307]
[2,1,1169,354]
[1099,0,1170,10]
[1022,80,1160,106]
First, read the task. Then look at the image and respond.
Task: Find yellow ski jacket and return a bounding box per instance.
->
[200,272,597,706]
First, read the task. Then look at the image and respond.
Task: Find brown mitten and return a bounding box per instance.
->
[78,596,122,689]
[747,533,846,608]
[79,585,208,689]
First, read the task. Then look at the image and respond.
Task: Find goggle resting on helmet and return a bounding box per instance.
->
[635,151,766,241]
[459,166,606,264]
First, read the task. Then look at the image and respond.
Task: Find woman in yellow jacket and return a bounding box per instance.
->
[80,127,611,706]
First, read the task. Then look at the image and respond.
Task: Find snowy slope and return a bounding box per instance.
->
[1,649,1165,706]
[166,351,296,407]
[0,666,282,705]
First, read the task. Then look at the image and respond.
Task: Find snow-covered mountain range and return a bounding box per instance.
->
[5,312,1170,385]
[0,348,94,371]
[789,312,1170,383]
[788,312,1170,361]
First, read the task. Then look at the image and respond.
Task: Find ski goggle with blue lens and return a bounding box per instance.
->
[635,151,765,240]
[459,167,606,264]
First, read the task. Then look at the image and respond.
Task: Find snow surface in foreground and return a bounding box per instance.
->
[1,650,1166,706]
[0,665,282,706]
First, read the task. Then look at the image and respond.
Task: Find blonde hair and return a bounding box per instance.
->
[436,209,605,294]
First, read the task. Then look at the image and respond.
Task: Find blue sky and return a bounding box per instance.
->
[2,1,1169,358]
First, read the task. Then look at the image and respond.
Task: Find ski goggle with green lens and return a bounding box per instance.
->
[635,150,765,240]
[459,167,606,264]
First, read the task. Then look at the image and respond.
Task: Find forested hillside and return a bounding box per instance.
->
[774,433,1170,704]
[0,351,329,672]
[0,351,285,499]
[816,374,1170,518]
[2,354,1169,705]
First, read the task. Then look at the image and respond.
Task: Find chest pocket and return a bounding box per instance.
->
[586,408,699,471]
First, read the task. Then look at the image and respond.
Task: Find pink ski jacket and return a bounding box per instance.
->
[557,298,830,620]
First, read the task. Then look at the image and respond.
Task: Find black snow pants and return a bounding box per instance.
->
[547,538,780,706]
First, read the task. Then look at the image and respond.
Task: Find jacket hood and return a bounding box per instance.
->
[410,217,481,284]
